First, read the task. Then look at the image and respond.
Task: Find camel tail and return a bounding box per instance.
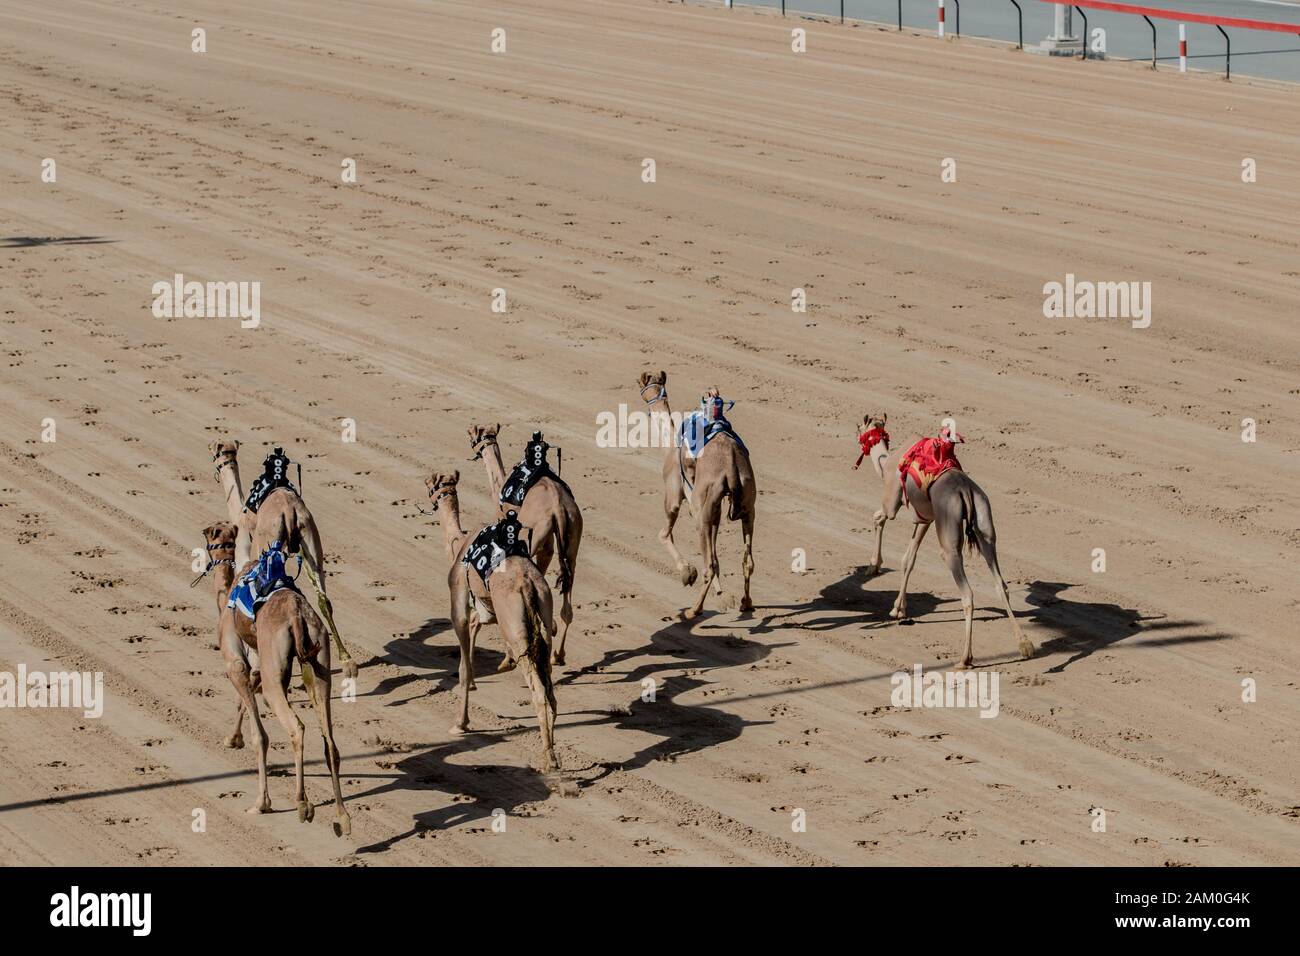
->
[523,576,555,698]
[958,478,995,557]
[288,610,321,663]
[551,508,581,598]
[721,452,751,523]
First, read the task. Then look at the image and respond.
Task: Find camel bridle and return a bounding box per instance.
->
[417,478,458,516]
[640,380,667,407]
[468,434,497,463]
[211,448,237,482]
[190,538,236,588]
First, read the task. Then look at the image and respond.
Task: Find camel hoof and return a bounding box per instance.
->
[333,815,352,838]
[468,680,477,691]
[739,596,753,612]
[341,659,359,681]
[681,565,698,587]
[889,607,906,621]
[224,734,244,750]
[551,650,566,667]
[497,658,517,673]
[247,801,271,815]
[1019,640,1037,661]
[682,607,700,621]
[864,563,882,578]
[955,659,974,671]
[298,800,315,823]
[448,723,469,736]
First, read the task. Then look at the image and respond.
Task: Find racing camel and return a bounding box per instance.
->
[886,427,1035,669]
[424,470,560,772]
[466,424,582,665]
[855,411,900,577]
[199,521,351,835]
[636,371,756,620]
[208,441,358,679]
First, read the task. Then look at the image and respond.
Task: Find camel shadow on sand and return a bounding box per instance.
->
[2,235,117,248]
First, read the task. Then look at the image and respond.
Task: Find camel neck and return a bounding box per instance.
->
[436,498,468,560]
[212,563,235,612]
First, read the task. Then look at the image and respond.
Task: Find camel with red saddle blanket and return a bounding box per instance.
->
[209,440,358,679]
[878,422,1035,669]
[636,371,756,620]
[424,470,559,771]
[466,423,582,667]
[198,521,350,835]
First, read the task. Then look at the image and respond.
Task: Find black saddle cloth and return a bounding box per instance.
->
[463,510,531,585]
[500,433,568,507]
[244,447,298,514]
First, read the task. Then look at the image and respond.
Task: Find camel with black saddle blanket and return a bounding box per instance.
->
[198,521,350,835]
[636,371,756,620]
[883,425,1035,669]
[209,440,358,679]
[466,423,582,666]
[424,470,559,771]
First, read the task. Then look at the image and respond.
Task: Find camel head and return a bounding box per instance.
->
[209,439,240,478]
[425,469,460,510]
[638,369,668,405]
[863,411,888,430]
[467,424,500,460]
[193,521,238,590]
[201,521,238,556]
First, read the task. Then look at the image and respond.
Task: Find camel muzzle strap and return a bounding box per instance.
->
[641,383,667,406]
[467,435,497,463]
[190,556,234,588]
[417,482,457,516]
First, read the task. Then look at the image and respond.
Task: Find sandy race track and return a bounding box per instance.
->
[1,0,1298,866]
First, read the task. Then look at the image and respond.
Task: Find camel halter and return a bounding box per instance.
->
[468,434,497,463]
[211,448,237,483]
[640,381,667,407]
[190,540,236,588]
[416,479,457,516]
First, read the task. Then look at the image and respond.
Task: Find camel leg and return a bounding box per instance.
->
[304,636,351,837]
[940,544,977,669]
[226,693,246,750]
[449,613,473,735]
[469,618,484,687]
[739,512,754,612]
[661,487,698,587]
[976,535,1036,661]
[516,654,558,772]
[890,521,930,621]
[551,532,578,667]
[227,654,270,814]
[685,493,723,620]
[867,479,903,576]
[258,637,310,822]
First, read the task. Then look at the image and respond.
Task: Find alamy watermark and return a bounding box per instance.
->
[0,666,104,718]
[890,664,999,718]
[151,273,260,328]
[1042,274,1150,329]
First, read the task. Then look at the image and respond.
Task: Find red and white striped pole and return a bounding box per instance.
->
[938,0,945,37]
[1179,24,1187,72]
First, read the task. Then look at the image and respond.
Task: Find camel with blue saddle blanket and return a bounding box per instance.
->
[424,470,559,771]
[467,423,583,667]
[209,441,358,679]
[636,371,756,620]
[198,521,351,835]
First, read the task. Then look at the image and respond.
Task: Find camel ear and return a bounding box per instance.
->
[494,422,501,435]
[453,469,460,482]
[659,370,667,384]
[880,413,887,424]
